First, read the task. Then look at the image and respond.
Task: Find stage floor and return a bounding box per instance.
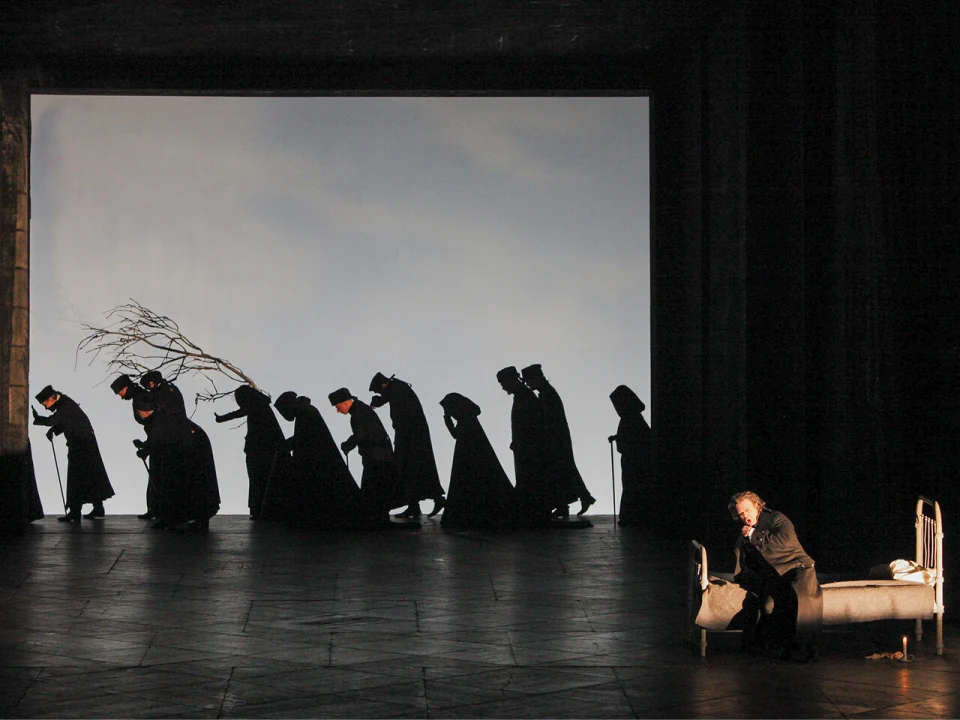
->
[0,515,957,718]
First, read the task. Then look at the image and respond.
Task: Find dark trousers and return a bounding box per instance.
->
[741,566,822,651]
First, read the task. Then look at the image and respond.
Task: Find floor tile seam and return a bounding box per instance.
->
[415,682,621,715]
[212,665,236,718]
[815,689,960,714]
[30,673,219,695]
[40,685,222,714]
[4,680,32,711]
[812,674,960,697]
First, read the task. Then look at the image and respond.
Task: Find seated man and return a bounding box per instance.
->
[730,491,822,661]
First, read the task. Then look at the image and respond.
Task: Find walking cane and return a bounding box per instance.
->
[48,435,67,514]
[609,437,617,529]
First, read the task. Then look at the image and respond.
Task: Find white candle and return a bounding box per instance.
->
[902,635,908,658]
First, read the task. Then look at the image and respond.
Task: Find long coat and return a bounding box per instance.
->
[33,394,114,511]
[148,380,187,418]
[342,399,403,519]
[509,384,551,520]
[139,413,220,522]
[535,381,586,506]
[439,393,517,530]
[123,385,157,511]
[734,509,823,650]
[217,386,286,518]
[372,379,444,503]
[283,397,361,528]
[609,385,651,526]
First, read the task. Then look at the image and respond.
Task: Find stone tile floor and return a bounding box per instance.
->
[0,515,956,718]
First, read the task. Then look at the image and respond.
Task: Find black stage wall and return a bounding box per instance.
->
[1,2,958,600]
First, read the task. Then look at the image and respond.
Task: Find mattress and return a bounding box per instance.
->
[820,579,935,624]
[694,575,935,631]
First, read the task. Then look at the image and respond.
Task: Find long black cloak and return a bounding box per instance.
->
[217,385,286,518]
[33,394,114,511]
[439,393,517,530]
[609,385,651,526]
[372,379,444,504]
[536,381,587,506]
[342,399,403,521]
[140,413,220,522]
[509,384,552,520]
[148,380,187,418]
[283,396,361,528]
[122,385,157,512]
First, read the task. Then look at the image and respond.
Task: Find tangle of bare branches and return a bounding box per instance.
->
[77,299,261,405]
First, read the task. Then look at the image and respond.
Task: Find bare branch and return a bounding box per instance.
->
[77,299,264,407]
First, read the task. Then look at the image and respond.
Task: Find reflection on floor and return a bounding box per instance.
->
[0,516,956,719]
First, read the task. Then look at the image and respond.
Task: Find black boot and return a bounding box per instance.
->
[137,510,156,520]
[393,503,422,518]
[577,496,596,516]
[83,503,105,519]
[427,496,446,517]
[58,511,81,522]
[551,505,570,520]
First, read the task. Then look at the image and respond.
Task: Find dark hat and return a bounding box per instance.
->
[609,385,645,416]
[520,364,544,380]
[140,370,163,388]
[369,372,393,392]
[496,366,520,382]
[132,394,156,413]
[273,390,298,416]
[328,388,353,406]
[110,374,134,394]
[235,384,270,408]
[439,392,481,419]
[35,385,57,403]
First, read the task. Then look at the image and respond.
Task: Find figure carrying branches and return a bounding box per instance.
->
[78,299,260,405]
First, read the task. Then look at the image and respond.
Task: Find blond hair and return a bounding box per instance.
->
[728,491,765,521]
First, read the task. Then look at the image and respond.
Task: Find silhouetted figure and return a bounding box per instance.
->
[369,372,445,518]
[274,391,361,529]
[731,491,822,662]
[134,394,220,531]
[608,385,651,527]
[497,366,551,526]
[32,385,114,521]
[111,374,148,424]
[111,373,156,519]
[216,385,286,521]
[521,364,596,518]
[140,370,187,418]
[439,393,518,530]
[0,440,44,530]
[329,388,403,527]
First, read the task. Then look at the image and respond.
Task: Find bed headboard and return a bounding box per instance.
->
[916,496,944,615]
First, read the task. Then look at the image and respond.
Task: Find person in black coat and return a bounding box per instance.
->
[497,366,551,526]
[111,373,156,519]
[215,385,286,521]
[608,385,651,527]
[439,393,518,530]
[731,491,822,662]
[134,394,220,531]
[273,391,361,528]
[32,385,114,521]
[140,370,187,418]
[370,372,445,518]
[329,387,403,527]
[521,364,596,518]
